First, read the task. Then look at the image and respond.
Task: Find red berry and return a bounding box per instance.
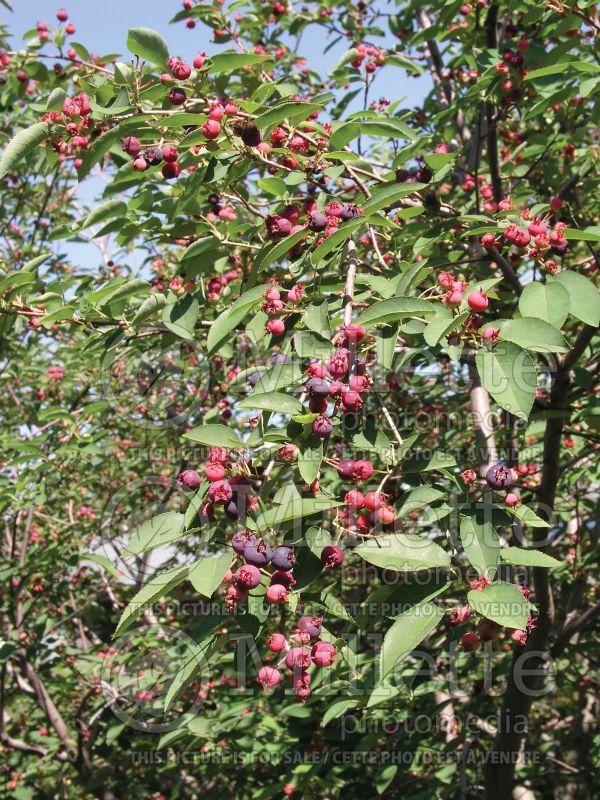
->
[207,479,233,504]
[162,162,181,180]
[345,489,364,509]
[363,492,383,511]
[321,545,344,569]
[467,289,489,312]
[460,632,481,652]
[285,647,311,671]
[504,492,519,508]
[193,53,207,69]
[202,119,221,140]
[161,144,179,163]
[57,9,69,21]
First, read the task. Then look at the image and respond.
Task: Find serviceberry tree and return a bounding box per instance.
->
[0,1,599,799]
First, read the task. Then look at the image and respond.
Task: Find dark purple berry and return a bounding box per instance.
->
[271,546,295,571]
[485,464,514,490]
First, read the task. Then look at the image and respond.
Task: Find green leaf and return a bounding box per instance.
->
[162,295,199,340]
[188,552,232,597]
[209,52,272,73]
[124,512,185,556]
[126,27,169,67]
[321,699,362,727]
[114,566,189,636]
[206,286,265,354]
[163,627,223,712]
[302,301,331,338]
[379,602,444,681]
[361,182,427,215]
[310,217,366,265]
[0,122,49,181]
[183,424,242,449]
[330,119,416,150]
[237,392,302,415]
[460,514,500,580]
[354,533,451,572]
[249,496,340,532]
[476,342,537,421]
[81,200,127,230]
[501,317,569,353]
[297,436,322,484]
[355,297,433,328]
[249,228,307,285]
[518,281,570,329]
[0,271,36,294]
[131,293,167,327]
[554,271,600,326]
[563,226,600,242]
[467,582,530,630]
[500,546,563,569]
[423,312,469,347]
[82,553,122,580]
[506,504,551,528]
[254,100,322,131]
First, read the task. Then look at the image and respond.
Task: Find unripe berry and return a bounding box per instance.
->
[257,666,281,688]
[312,641,336,667]
[467,289,489,312]
[235,564,261,588]
[266,583,289,603]
[202,119,221,140]
[205,462,226,482]
[504,492,519,508]
[345,489,364,509]
[312,415,332,438]
[266,318,285,336]
[363,492,383,511]
[321,545,344,569]
[207,479,233,504]
[285,647,311,671]
[57,9,69,21]
[267,633,287,653]
[177,469,201,490]
[161,144,178,163]
[132,156,148,171]
[193,53,206,69]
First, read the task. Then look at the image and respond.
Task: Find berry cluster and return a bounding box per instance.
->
[257,616,337,702]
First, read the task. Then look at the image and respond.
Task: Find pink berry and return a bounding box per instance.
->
[504,492,519,508]
[363,492,383,511]
[311,641,336,667]
[57,8,68,21]
[265,584,289,603]
[284,647,311,671]
[202,119,221,140]
[267,633,287,653]
[266,318,285,336]
[177,469,201,490]
[235,564,261,589]
[467,289,489,312]
[205,462,226,482]
[257,666,281,688]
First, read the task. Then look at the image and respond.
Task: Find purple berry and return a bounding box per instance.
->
[271,546,295,571]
